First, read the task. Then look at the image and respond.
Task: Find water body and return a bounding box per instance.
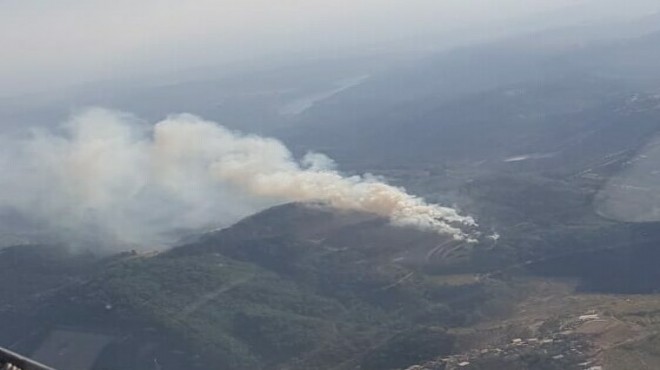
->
[503,152,556,162]
[279,75,370,116]
[596,135,660,222]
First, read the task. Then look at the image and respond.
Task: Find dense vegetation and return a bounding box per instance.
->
[0,204,520,369]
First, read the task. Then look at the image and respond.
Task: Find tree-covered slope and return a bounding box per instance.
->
[1,204,508,370]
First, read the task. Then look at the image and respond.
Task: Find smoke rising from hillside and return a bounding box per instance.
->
[0,108,475,248]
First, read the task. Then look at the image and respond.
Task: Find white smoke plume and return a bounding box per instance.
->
[0,108,476,248]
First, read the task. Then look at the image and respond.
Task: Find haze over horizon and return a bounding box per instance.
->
[2,0,659,96]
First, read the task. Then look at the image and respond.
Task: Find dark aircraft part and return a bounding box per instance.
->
[0,346,55,370]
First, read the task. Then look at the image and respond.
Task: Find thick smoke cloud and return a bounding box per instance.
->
[0,108,475,248]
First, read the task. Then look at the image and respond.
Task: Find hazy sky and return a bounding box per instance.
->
[1,0,659,96]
